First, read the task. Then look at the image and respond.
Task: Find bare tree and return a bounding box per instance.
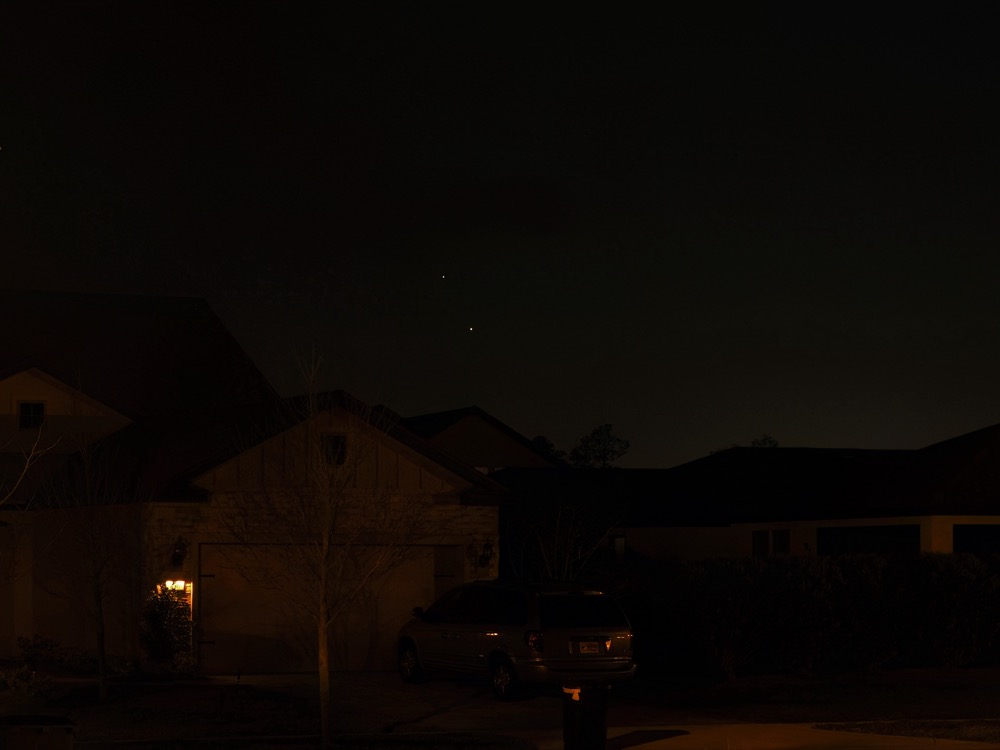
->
[1,426,60,636]
[1,425,57,507]
[510,484,621,582]
[216,388,431,745]
[36,438,149,700]
[506,426,630,581]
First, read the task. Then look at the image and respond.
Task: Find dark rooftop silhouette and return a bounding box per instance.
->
[0,290,278,418]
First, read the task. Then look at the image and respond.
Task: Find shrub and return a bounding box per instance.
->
[887,553,1000,668]
[629,552,1000,680]
[15,635,95,674]
[17,635,61,665]
[0,664,39,695]
[140,590,193,673]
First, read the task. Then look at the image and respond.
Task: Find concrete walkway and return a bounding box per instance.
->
[513,723,1000,750]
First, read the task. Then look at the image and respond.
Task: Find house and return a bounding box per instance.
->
[0,291,508,674]
[618,428,1000,562]
[491,425,1000,577]
[143,394,505,673]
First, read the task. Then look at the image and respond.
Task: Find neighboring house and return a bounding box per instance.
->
[620,427,1000,562]
[0,290,278,419]
[493,426,1000,575]
[0,365,136,663]
[0,291,505,674]
[402,406,564,474]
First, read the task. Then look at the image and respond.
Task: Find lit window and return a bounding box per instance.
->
[18,402,45,430]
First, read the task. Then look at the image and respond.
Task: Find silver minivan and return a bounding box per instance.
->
[397,580,636,699]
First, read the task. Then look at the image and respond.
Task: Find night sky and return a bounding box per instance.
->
[4,5,1000,467]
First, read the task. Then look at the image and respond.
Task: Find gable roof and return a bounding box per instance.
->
[612,425,1000,528]
[656,446,915,524]
[859,423,1000,516]
[0,295,505,508]
[492,465,694,519]
[0,290,276,419]
[126,391,504,504]
[402,406,487,437]
[496,448,918,528]
[402,405,563,469]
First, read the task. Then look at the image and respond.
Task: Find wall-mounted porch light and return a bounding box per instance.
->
[170,537,188,568]
[478,541,494,568]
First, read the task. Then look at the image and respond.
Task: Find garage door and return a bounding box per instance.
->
[197,543,433,674]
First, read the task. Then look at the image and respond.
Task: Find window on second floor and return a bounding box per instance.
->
[18,401,45,430]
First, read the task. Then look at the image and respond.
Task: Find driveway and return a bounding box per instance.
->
[236,672,1000,749]
[517,724,1000,750]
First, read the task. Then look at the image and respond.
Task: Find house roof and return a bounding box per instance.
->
[860,423,1000,516]
[127,391,504,504]
[656,446,916,524]
[402,405,563,469]
[401,406,485,437]
[0,290,277,419]
[492,465,707,520]
[601,427,1000,527]
[1,293,503,507]
[97,418,1000,521]
[494,449,915,527]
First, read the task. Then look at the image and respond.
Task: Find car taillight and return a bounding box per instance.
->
[524,630,544,651]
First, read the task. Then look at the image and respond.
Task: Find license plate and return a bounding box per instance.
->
[579,641,599,654]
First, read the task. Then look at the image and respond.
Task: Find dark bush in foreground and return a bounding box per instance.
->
[623,552,1000,680]
[139,590,194,673]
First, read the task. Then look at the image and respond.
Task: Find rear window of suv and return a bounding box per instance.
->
[537,594,629,628]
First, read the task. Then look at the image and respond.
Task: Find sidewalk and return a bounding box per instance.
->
[514,723,1000,750]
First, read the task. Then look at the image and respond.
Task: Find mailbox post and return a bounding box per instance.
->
[562,684,609,750]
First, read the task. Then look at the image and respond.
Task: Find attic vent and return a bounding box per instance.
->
[18,402,45,430]
[321,434,347,465]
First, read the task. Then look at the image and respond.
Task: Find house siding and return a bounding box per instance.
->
[0,515,33,659]
[138,408,500,674]
[624,515,1000,564]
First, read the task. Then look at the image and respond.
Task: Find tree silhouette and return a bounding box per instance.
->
[530,435,566,462]
[569,424,630,468]
[216,366,431,745]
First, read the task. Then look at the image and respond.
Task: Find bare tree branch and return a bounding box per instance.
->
[1,424,59,508]
[215,389,433,745]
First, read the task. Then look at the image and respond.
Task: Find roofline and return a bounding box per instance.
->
[172,390,504,500]
[403,405,567,468]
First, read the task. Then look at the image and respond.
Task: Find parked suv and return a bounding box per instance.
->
[397,580,636,699]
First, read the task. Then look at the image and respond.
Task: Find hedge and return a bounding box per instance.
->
[619,553,1000,681]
